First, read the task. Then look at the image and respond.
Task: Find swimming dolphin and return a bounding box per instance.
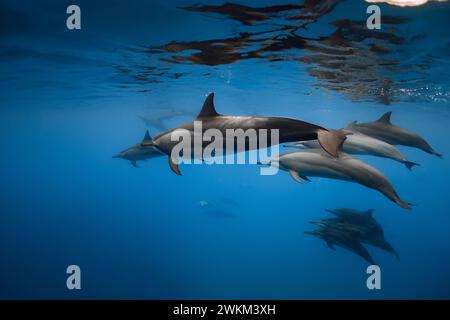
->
[113,131,164,167]
[305,228,376,265]
[311,211,399,259]
[268,149,411,209]
[142,93,347,175]
[346,112,441,157]
[285,130,419,170]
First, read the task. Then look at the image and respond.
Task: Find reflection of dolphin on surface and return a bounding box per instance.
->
[315,208,399,259]
[346,112,442,157]
[285,130,419,170]
[267,149,411,209]
[141,93,347,175]
[113,131,163,167]
[305,227,376,265]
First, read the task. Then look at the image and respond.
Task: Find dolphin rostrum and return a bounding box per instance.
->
[305,228,376,265]
[268,149,411,209]
[346,111,441,157]
[113,131,164,167]
[285,130,419,170]
[142,93,347,175]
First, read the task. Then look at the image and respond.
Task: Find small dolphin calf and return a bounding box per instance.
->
[113,131,163,167]
[285,131,419,170]
[346,112,441,157]
[305,228,376,265]
[269,149,410,209]
[141,93,347,175]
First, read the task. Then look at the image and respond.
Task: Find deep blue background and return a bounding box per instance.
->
[0,0,449,299]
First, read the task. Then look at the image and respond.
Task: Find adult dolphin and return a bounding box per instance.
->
[346,112,441,157]
[311,217,399,260]
[305,228,376,265]
[267,149,411,209]
[113,131,164,167]
[285,130,419,170]
[142,93,347,175]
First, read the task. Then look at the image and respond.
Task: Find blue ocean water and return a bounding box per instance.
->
[1,0,450,299]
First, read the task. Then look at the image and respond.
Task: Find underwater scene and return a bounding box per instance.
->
[1,0,450,299]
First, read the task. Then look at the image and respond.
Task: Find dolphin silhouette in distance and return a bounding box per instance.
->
[312,208,399,259]
[265,149,411,209]
[141,93,347,175]
[346,111,442,157]
[285,130,419,170]
[113,131,164,167]
[305,227,376,265]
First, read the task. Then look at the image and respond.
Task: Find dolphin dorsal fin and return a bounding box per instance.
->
[142,130,152,143]
[365,208,375,216]
[376,111,392,124]
[196,93,220,119]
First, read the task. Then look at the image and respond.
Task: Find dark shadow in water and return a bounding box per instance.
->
[115,1,438,104]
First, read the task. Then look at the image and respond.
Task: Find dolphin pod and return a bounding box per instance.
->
[114,93,441,209]
[268,149,411,209]
[306,208,399,264]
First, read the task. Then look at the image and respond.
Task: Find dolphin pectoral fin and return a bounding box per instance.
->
[404,160,420,170]
[317,129,348,158]
[130,160,138,168]
[376,111,392,124]
[168,156,182,176]
[289,170,308,183]
[365,209,375,216]
[326,240,335,250]
[356,244,376,265]
[301,175,311,182]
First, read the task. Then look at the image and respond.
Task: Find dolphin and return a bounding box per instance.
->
[325,208,399,259]
[346,112,442,157]
[305,228,376,265]
[142,93,347,175]
[285,130,419,170]
[310,217,399,260]
[268,149,411,209]
[113,131,164,167]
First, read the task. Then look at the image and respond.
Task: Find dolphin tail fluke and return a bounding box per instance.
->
[404,160,420,171]
[317,129,348,158]
[168,156,182,176]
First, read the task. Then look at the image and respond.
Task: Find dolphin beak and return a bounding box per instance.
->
[112,155,121,159]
